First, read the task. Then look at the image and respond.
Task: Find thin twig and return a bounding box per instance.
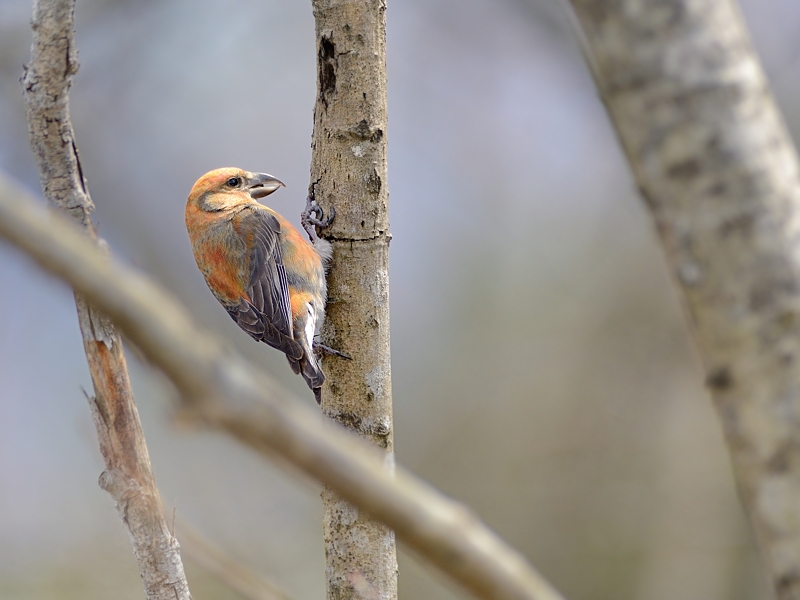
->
[175,515,294,600]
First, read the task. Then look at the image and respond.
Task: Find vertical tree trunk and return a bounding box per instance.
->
[568,1,800,597]
[309,1,397,598]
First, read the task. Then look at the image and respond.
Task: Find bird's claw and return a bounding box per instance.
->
[313,341,351,360]
[302,196,335,242]
[308,200,335,227]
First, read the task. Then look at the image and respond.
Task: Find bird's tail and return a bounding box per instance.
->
[287,352,325,404]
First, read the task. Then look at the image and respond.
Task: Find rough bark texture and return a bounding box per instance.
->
[21,2,192,598]
[568,1,800,597]
[309,1,397,598]
[0,169,566,600]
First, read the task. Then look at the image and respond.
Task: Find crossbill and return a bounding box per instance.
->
[185,167,334,403]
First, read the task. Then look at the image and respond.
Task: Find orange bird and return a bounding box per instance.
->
[185,167,335,402]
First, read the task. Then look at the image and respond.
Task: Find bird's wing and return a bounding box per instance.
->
[228,207,301,359]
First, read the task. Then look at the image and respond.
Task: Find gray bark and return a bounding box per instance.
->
[567,1,800,597]
[309,1,397,598]
[21,1,192,598]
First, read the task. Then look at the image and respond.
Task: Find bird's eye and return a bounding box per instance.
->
[226,177,241,187]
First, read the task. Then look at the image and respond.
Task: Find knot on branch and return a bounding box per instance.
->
[99,468,133,497]
[706,366,733,391]
[98,469,150,507]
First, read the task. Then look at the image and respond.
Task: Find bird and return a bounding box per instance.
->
[185,167,335,403]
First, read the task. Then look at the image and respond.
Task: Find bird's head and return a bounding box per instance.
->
[187,167,285,212]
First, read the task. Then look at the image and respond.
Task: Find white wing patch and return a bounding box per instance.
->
[305,303,317,349]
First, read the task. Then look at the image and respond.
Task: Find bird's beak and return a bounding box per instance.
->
[247,173,285,199]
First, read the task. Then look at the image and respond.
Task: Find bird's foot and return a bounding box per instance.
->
[302,196,335,243]
[313,341,351,360]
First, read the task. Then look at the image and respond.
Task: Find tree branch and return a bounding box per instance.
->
[567,1,800,596]
[309,0,396,597]
[0,170,565,600]
[21,1,192,598]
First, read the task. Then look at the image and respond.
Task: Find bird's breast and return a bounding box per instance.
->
[187,211,249,306]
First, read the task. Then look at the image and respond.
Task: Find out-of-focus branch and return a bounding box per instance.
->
[0,171,565,600]
[567,1,800,597]
[20,1,192,599]
[175,516,294,600]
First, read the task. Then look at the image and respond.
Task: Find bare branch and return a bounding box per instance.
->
[567,0,800,596]
[22,0,93,226]
[21,1,192,598]
[0,171,565,600]
[309,0,396,597]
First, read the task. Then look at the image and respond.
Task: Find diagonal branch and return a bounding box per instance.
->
[0,170,565,600]
[21,1,192,598]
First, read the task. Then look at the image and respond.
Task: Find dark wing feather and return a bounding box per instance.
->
[227,208,302,360]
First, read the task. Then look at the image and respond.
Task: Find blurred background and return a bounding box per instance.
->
[2,0,799,598]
